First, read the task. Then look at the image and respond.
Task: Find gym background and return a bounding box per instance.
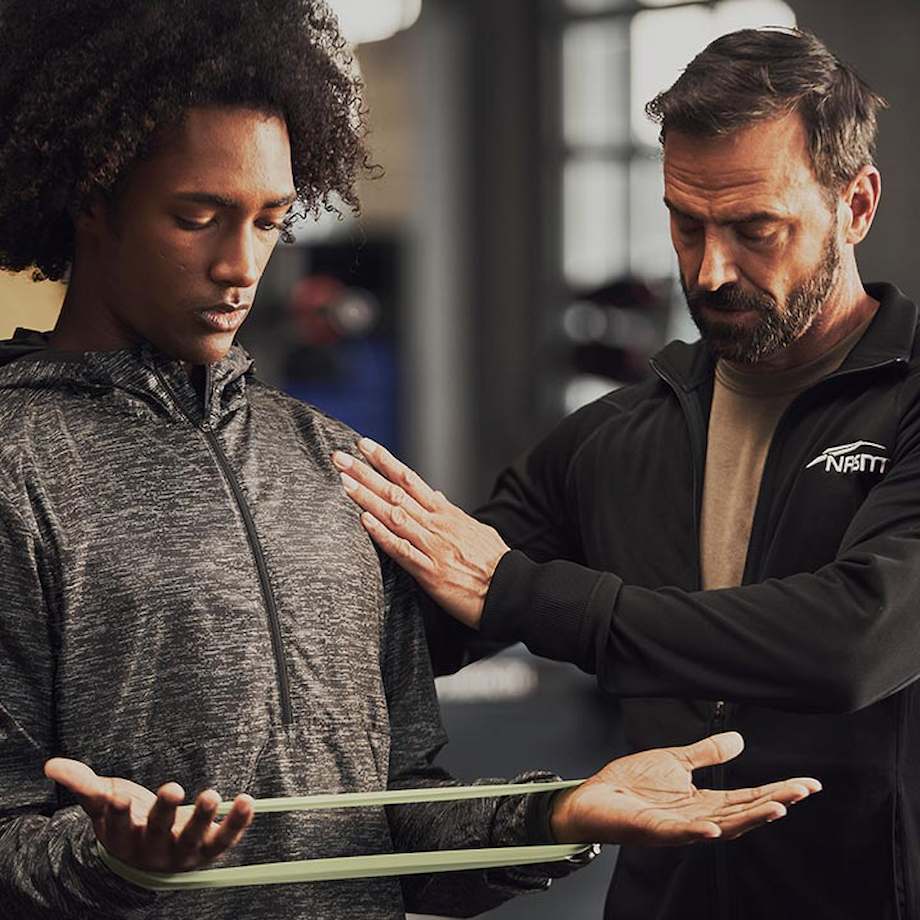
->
[2,2,916,917]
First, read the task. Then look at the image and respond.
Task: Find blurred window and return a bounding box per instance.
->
[562,20,629,147]
[565,0,634,11]
[558,0,796,289]
[563,158,629,285]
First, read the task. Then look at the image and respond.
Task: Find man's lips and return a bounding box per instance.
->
[698,302,759,315]
[197,303,251,333]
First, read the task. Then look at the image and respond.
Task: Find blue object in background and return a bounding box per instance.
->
[285,338,400,451]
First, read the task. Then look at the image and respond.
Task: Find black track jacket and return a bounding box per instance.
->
[429,283,920,918]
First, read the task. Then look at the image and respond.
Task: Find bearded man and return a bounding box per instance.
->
[336,28,920,919]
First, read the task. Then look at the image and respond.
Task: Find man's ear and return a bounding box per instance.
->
[71,193,105,233]
[842,165,881,246]
[71,191,122,251]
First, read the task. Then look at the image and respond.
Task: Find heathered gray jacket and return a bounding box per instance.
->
[0,331,572,920]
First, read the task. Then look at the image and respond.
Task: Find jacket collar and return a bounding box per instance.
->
[0,329,254,426]
[650,281,917,392]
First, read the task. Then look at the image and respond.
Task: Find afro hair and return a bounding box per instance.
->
[0,0,371,281]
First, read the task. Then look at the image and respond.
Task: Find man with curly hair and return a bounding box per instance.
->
[0,3,819,919]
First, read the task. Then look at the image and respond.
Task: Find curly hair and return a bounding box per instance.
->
[0,0,372,281]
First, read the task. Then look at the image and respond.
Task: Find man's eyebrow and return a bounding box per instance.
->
[265,192,298,210]
[173,191,298,210]
[662,198,785,225]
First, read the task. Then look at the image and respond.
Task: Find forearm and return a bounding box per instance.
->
[387,767,577,918]
[380,558,584,915]
[0,808,158,919]
[481,547,920,713]
[419,591,512,678]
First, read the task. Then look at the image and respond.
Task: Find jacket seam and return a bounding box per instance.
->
[563,391,648,497]
[562,384,664,533]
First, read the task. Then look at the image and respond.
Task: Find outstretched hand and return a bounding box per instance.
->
[550,732,820,846]
[44,758,254,872]
[333,438,506,629]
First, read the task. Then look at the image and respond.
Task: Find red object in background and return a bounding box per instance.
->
[288,274,379,346]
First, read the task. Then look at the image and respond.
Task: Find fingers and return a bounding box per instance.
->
[46,761,252,871]
[332,450,440,575]
[716,779,820,840]
[199,794,254,863]
[723,777,821,807]
[657,803,784,845]
[334,450,432,522]
[44,758,121,821]
[101,784,137,844]
[360,509,439,577]
[339,470,434,552]
[681,777,820,844]
[146,782,185,840]
[659,818,724,845]
[356,438,443,511]
[640,801,786,847]
[45,757,103,798]
[674,731,744,770]
[714,800,787,840]
[174,789,221,857]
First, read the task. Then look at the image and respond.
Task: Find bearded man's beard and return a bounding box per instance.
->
[681,229,841,364]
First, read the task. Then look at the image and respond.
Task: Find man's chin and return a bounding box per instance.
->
[698,323,770,364]
[704,339,752,363]
[690,311,764,362]
[153,331,237,366]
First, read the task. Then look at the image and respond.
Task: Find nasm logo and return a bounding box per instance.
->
[805,440,889,474]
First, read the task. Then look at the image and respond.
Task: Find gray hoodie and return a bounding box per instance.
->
[0,331,574,920]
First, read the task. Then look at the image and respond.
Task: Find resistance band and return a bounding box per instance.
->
[98,779,593,890]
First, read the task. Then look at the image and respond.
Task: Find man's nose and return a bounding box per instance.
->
[210,228,260,290]
[695,233,739,291]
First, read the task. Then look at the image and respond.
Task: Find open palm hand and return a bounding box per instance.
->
[44,758,254,872]
[551,732,820,846]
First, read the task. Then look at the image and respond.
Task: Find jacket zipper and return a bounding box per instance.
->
[711,699,731,920]
[649,359,707,591]
[654,351,905,918]
[153,366,294,725]
[652,359,731,919]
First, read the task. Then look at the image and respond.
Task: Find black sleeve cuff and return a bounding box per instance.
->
[523,789,560,845]
[480,550,622,674]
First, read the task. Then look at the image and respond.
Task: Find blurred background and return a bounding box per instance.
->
[1,1,917,916]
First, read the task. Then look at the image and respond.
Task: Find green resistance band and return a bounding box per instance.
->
[97,779,593,890]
